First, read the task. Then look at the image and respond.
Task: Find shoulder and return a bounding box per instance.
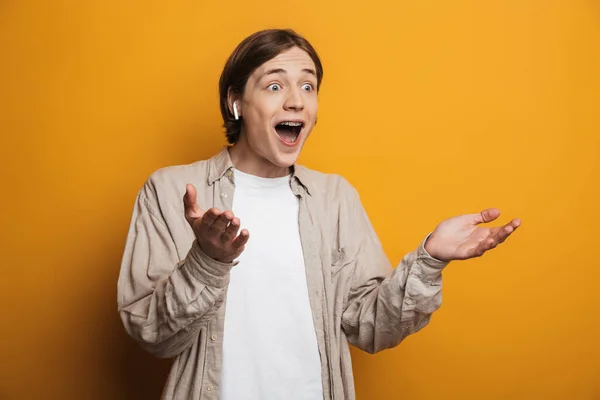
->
[148,160,209,189]
[140,159,210,204]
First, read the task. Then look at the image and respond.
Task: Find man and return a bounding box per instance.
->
[117,28,521,400]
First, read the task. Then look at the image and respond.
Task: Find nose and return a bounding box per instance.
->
[283,87,304,111]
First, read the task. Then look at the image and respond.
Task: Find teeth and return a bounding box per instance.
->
[279,121,302,127]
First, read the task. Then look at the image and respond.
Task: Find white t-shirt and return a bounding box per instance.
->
[219,169,323,400]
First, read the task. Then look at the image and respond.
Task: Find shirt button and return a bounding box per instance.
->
[221,193,227,198]
[211,335,217,341]
[207,386,213,391]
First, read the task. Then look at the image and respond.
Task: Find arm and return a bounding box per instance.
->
[117,189,234,359]
[340,180,521,354]
[340,182,448,354]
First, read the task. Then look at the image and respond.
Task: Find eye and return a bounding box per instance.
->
[267,83,282,92]
[301,83,314,92]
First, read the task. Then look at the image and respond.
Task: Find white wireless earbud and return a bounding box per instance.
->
[233,101,239,120]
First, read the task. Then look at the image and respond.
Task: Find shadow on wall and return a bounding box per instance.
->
[96,230,171,399]
[110,318,172,399]
[100,129,224,399]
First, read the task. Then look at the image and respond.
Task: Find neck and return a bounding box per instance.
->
[228,137,291,178]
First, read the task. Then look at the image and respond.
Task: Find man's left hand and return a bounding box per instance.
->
[424,208,521,262]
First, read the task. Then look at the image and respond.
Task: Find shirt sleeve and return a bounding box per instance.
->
[339,179,449,354]
[117,183,234,358]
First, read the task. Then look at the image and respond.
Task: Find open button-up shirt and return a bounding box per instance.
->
[118,148,448,400]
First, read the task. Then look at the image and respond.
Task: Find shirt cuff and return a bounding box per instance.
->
[415,233,450,277]
[183,240,238,288]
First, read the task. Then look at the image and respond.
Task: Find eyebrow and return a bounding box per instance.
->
[260,68,317,80]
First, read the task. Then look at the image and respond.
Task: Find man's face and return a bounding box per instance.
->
[236,47,318,169]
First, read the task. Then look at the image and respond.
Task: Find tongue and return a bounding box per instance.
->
[276,126,297,143]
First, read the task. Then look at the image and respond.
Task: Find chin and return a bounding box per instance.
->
[271,152,300,168]
[278,135,311,165]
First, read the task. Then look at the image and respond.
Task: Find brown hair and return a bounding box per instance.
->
[219,29,324,144]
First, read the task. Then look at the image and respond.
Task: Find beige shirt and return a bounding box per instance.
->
[117,148,449,400]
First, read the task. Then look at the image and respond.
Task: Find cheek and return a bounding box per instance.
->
[306,95,318,115]
[242,108,274,147]
[244,98,278,125]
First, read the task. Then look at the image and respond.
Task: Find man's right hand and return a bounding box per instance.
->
[183,184,249,263]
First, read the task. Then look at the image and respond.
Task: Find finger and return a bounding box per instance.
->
[481,219,522,255]
[489,226,510,244]
[208,211,234,235]
[232,229,250,249]
[199,208,222,234]
[220,217,240,242]
[464,242,486,259]
[491,218,522,244]
[472,208,501,225]
[474,237,495,257]
[183,184,204,221]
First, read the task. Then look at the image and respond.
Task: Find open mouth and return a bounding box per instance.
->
[275,121,304,145]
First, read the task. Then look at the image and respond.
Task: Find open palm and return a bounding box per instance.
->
[424,208,521,262]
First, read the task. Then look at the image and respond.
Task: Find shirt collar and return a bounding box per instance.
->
[207,147,311,196]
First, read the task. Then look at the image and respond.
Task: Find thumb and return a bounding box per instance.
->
[183,184,204,221]
[471,208,500,225]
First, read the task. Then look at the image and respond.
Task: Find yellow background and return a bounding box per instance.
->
[1,1,599,399]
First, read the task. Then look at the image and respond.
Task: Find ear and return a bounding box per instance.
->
[227,87,241,119]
